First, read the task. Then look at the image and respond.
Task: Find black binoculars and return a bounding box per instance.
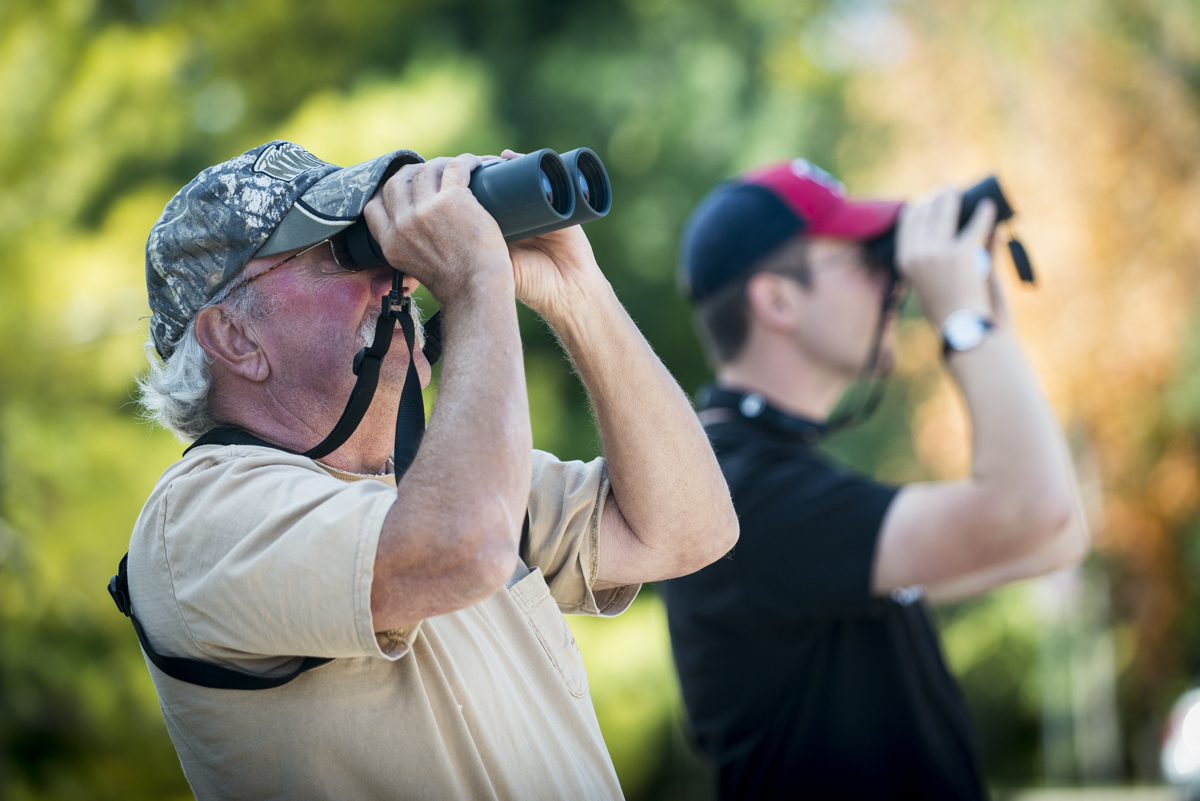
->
[344,148,612,271]
[866,176,1035,284]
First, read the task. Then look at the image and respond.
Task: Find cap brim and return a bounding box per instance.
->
[255,149,423,258]
[811,199,903,240]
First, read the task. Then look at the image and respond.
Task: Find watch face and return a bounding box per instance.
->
[944,309,987,351]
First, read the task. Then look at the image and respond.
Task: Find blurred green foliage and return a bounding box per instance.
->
[6,0,1200,798]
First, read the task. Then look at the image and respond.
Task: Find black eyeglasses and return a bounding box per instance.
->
[229,232,368,295]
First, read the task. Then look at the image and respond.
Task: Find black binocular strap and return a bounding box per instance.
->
[822,273,901,436]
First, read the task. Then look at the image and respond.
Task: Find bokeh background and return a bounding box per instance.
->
[3,0,1200,798]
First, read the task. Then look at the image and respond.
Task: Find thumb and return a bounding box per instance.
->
[960,198,997,247]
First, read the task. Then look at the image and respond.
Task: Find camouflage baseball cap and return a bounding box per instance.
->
[146,140,423,359]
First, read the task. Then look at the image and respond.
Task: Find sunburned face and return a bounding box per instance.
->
[789,237,901,379]
[240,241,432,407]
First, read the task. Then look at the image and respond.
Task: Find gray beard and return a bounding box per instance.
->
[358,295,425,351]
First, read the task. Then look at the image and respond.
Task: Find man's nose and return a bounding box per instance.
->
[367,267,420,298]
[367,267,393,298]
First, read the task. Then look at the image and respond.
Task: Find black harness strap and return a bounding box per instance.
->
[108,554,332,690]
[391,294,426,474]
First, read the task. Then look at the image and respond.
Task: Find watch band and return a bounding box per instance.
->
[941,309,995,358]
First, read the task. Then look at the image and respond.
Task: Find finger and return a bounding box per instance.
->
[986,268,1010,325]
[907,188,945,247]
[441,153,483,190]
[972,244,992,278]
[501,149,524,159]
[897,194,937,259]
[362,194,390,243]
[411,157,451,204]
[895,203,920,266]
[928,188,960,242]
[960,198,997,247]
[381,163,416,212]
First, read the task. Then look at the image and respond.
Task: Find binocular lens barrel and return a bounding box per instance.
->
[341,147,613,271]
[468,149,576,238]
[516,148,612,240]
[465,148,612,241]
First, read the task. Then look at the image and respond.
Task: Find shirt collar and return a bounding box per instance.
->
[697,384,825,445]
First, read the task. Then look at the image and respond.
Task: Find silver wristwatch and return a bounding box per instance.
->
[941,309,994,357]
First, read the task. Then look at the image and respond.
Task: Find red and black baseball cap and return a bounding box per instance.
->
[679,159,904,302]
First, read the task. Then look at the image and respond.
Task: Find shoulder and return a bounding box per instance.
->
[156,443,332,484]
[722,441,897,526]
[135,444,394,542]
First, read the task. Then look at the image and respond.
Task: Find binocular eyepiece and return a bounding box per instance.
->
[866,175,1035,284]
[343,148,613,271]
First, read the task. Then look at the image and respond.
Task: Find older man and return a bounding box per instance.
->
[114,141,737,800]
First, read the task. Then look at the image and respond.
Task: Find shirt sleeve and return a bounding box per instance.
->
[149,447,408,666]
[730,453,900,619]
[523,450,640,617]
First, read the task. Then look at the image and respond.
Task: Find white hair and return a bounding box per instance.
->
[137,277,424,442]
[136,279,269,442]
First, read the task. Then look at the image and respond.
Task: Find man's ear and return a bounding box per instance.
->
[745,272,800,335]
[193,306,270,382]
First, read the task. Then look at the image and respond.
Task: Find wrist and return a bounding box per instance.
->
[536,273,616,334]
[941,308,996,358]
[911,276,990,329]
[546,279,621,349]
[922,295,991,330]
[435,256,515,308]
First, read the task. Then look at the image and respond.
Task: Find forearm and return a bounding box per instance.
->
[873,340,1088,594]
[550,283,737,583]
[373,278,531,628]
[949,330,1075,528]
[406,282,531,530]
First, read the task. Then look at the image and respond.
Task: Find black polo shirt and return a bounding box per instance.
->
[661,395,985,800]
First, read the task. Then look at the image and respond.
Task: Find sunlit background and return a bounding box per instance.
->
[3,0,1200,798]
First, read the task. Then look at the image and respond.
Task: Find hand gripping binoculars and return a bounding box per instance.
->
[343,148,612,270]
[866,176,1036,284]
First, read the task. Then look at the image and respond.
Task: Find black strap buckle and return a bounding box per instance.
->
[108,554,131,617]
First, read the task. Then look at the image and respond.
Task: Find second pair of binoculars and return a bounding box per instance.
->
[867,175,1037,285]
[347,148,612,272]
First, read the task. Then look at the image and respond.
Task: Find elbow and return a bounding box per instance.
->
[467,536,520,594]
[985,486,1078,562]
[450,516,521,598]
[704,485,741,558]
[1024,493,1074,545]
[647,505,739,581]
[715,508,741,559]
[1055,532,1090,571]
[687,504,741,573]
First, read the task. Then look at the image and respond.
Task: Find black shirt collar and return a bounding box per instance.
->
[697,384,825,445]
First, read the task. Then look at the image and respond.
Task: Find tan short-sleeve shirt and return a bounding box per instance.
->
[127,445,639,800]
